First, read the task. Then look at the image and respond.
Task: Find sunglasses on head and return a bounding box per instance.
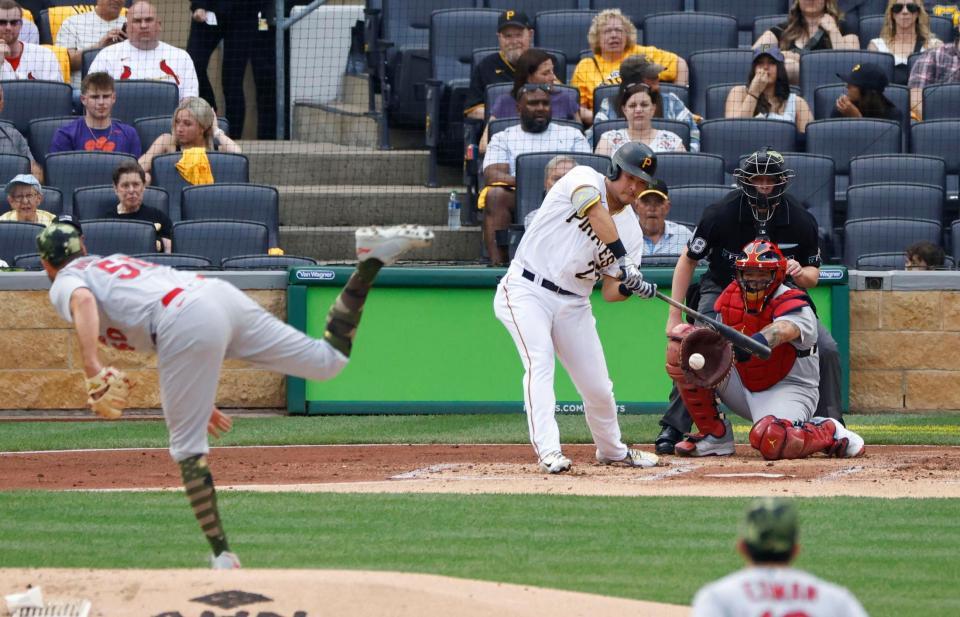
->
[521,83,553,93]
[0,19,21,26]
[891,3,920,13]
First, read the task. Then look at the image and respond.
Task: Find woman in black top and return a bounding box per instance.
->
[832,62,904,122]
[755,0,860,83]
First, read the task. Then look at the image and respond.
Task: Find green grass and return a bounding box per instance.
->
[0,492,957,617]
[1,413,959,452]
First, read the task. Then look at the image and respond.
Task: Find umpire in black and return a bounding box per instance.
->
[656,147,843,454]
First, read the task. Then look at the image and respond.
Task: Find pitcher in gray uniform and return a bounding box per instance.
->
[36,221,434,569]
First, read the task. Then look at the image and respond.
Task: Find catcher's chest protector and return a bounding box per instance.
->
[716,285,812,392]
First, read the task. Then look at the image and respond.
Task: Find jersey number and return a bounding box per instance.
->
[96,256,152,280]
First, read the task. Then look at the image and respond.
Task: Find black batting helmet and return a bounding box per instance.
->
[733,147,795,224]
[607,141,657,184]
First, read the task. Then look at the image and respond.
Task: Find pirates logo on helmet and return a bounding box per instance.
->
[735,239,787,313]
[607,141,657,184]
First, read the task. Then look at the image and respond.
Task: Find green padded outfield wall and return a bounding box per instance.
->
[286,267,848,414]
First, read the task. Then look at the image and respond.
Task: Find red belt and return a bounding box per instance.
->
[161,287,184,307]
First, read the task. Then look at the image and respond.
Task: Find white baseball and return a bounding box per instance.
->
[688,353,706,370]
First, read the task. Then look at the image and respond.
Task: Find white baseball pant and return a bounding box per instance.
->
[718,368,819,424]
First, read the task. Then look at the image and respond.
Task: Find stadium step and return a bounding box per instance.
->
[242,141,461,187]
[278,226,482,263]
[278,185,462,226]
[292,101,425,149]
[341,74,368,108]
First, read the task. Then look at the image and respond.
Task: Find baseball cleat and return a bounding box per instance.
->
[538,451,573,474]
[210,550,242,569]
[596,448,659,468]
[355,225,434,265]
[674,419,735,457]
[825,419,865,458]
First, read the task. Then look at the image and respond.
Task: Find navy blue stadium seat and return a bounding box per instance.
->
[486,117,582,141]
[221,254,320,269]
[666,184,732,229]
[74,185,170,221]
[856,0,894,16]
[798,50,894,105]
[181,183,280,249]
[753,14,788,43]
[81,48,99,78]
[535,10,597,81]
[843,217,941,268]
[689,49,754,117]
[642,13,738,60]
[12,252,43,269]
[150,152,250,221]
[704,82,739,120]
[171,220,270,264]
[694,0,788,47]
[591,0,684,26]
[45,150,137,212]
[484,81,578,123]
[591,118,691,151]
[130,252,213,269]
[133,115,229,153]
[111,80,180,125]
[813,82,909,121]
[0,221,44,265]
[27,115,73,165]
[40,186,64,217]
[82,219,158,255]
[855,252,906,270]
[655,152,725,188]
[0,80,72,134]
[850,154,946,193]
[911,119,960,200]
[485,0,579,14]
[777,153,836,257]
[514,151,609,224]
[804,118,902,200]
[845,183,945,223]
[699,118,798,175]
[593,84,619,117]
[922,83,960,121]
[0,153,30,181]
[953,220,960,265]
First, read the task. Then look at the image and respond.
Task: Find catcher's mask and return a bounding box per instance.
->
[735,239,786,313]
[733,147,795,225]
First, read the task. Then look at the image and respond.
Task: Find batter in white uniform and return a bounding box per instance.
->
[36,221,434,568]
[494,142,661,474]
[692,497,869,617]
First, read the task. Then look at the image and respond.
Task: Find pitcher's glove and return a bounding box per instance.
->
[85,367,132,419]
[680,328,734,388]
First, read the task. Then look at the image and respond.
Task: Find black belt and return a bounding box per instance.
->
[521,269,577,296]
[796,343,817,358]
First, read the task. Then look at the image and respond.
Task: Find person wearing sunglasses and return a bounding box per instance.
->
[908,13,960,117]
[0,0,63,81]
[869,0,942,85]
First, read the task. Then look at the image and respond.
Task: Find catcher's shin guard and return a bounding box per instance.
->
[749,416,848,460]
[666,324,727,439]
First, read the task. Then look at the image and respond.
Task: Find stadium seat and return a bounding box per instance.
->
[181,183,280,249]
[910,119,960,200]
[855,252,906,270]
[486,117,582,141]
[0,221,44,265]
[133,115,229,152]
[111,80,179,125]
[922,83,960,121]
[130,252,213,269]
[699,118,797,175]
[592,117,691,151]
[591,0,684,26]
[74,185,170,221]
[12,252,43,269]
[850,154,946,193]
[486,0,579,15]
[0,153,30,181]
[221,254,320,269]
[845,183,944,223]
[592,84,619,118]
[704,82,740,120]
[813,82,910,149]
[150,152,249,221]
[859,14,955,49]
[81,47,99,78]
[804,118,901,200]
[81,219,158,255]
[775,153,836,257]
[171,219,270,264]
[27,115,73,164]
[514,151,609,225]
[641,13,738,61]
[655,152,725,188]
[753,14,788,43]
[641,253,684,266]
[666,184,731,228]
[483,81,578,124]
[953,220,960,264]
[843,217,941,268]
[689,49,754,117]
[535,10,597,81]
[40,186,64,217]
[855,0,893,16]
[0,80,72,134]
[45,150,137,212]
[798,50,894,105]
[694,0,788,47]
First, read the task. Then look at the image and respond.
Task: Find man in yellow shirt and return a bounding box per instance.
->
[571,9,688,123]
[0,174,56,226]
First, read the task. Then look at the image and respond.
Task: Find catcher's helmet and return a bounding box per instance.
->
[733,147,795,224]
[607,141,657,184]
[36,221,83,267]
[735,239,786,313]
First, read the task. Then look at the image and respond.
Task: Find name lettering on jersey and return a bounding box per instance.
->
[742,581,818,602]
[565,210,616,279]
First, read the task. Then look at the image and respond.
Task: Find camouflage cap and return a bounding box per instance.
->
[36,222,83,266]
[740,497,798,554]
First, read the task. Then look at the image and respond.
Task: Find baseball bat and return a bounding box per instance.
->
[655,291,772,360]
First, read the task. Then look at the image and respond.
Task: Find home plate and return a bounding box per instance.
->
[704,472,793,479]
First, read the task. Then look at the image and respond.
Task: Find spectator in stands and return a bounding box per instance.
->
[869,0,942,85]
[49,72,142,156]
[755,0,860,83]
[107,159,171,252]
[594,54,700,152]
[138,96,240,185]
[464,10,533,121]
[908,18,960,117]
[54,0,126,90]
[89,1,199,101]
[905,240,946,269]
[0,83,43,180]
[0,173,54,225]
[632,180,692,256]
[725,45,813,133]
[522,154,578,227]
[571,9,688,125]
[0,0,62,81]
[481,86,590,265]
[595,83,685,155]
[833,62,904,120]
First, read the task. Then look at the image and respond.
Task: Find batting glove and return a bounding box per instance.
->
[632,280,657,299]
[617,255,643,289]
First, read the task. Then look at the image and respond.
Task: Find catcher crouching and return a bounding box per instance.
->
[664,239,864,460]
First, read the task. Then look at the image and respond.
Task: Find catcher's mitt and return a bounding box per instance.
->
[680,328,734,388]
[85,367,132,419]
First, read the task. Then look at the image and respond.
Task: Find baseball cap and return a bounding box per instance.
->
[639,179,669,200]
[36,222,84,267]
[753,43,785,64]
[5,173,41,196]
[837,62,888,92]
[740,497,798,555]
[498,10,532,32]
[621,54,665,82]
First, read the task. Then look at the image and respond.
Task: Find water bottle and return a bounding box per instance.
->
[447,191,461,230]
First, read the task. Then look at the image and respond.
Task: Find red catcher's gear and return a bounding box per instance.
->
[749,415,843,460]
[665,324,726,438]
[716,284,812,392]
[734,239,787,313]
